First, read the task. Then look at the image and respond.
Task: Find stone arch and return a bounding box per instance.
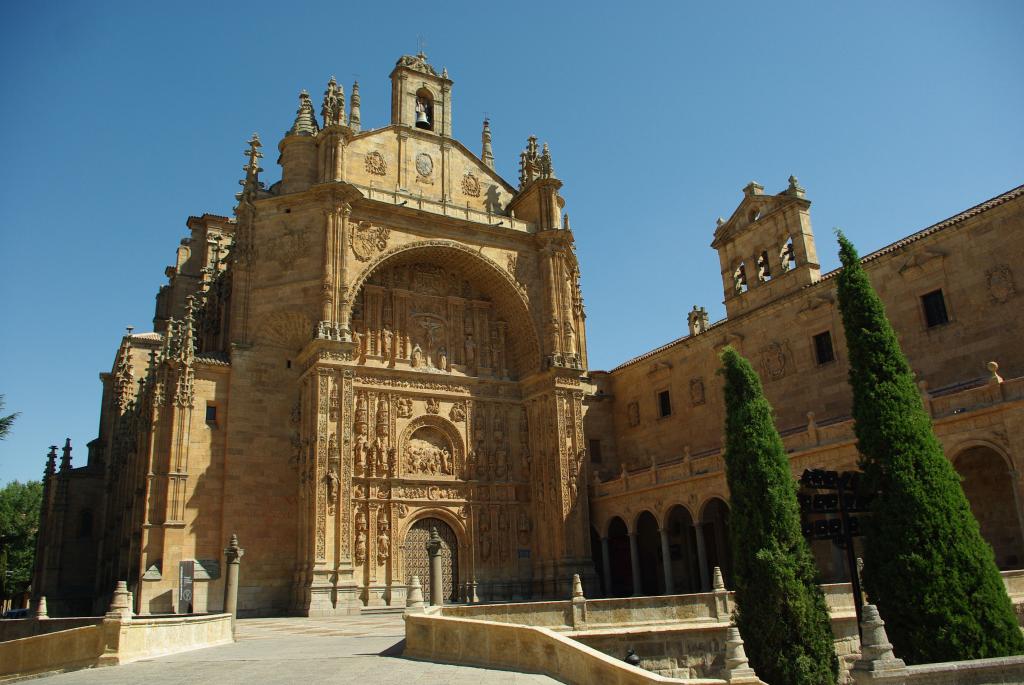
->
[664,504,701,594]
[699,497,732,590]
[343,240,542,376]
[397,414,464,479]
[952,442,1024,569]
[398,509,467,603]
[635,510,662,596]
[606,516,632,597]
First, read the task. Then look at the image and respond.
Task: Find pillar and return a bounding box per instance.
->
[223,534,244,634]
[659,528,674,595]
[600,536,612,597]
[693,523,710,591]
[426,527,443,606]
[628,531,642,596]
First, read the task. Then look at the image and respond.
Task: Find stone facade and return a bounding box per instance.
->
[33,54,1024,617]
[586,180,1024,597]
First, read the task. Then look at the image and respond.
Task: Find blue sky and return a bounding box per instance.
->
[1,1,1021,484]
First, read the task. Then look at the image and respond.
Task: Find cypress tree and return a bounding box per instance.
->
[720,347,838,685]
[835,232,1024,664]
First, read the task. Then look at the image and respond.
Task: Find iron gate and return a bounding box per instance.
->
[403,517,459,602]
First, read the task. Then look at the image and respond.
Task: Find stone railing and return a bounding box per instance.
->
[0,616,101,643]
[0,612,233,680]
[404,611,762,685]
[358,184,534,233]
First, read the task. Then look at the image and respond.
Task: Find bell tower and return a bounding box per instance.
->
[389,52,452,136]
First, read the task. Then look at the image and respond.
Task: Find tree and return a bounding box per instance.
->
[835,232,1024,664]
[0,395,16,440]
[720,347,838,685]
[0,480,43,599]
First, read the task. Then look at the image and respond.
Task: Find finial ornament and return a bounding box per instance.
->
[60,438,73,471]
[787,174,806,197]
[288,90,319,136]
[517,135,557,190]
[481,118,494,169]
[349,81,361,132]
[321,76,346,127]
[235,133,264,209]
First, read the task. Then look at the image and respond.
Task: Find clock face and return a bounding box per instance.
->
[416,153,433,177]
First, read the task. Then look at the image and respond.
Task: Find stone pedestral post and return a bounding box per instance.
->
[34,595,48,619]
[223,534,244,634]
[711,566,730,620]
[570,573,587,629]
[105,581,133,622]
[850,604,908,684]
[426,527,443,607]
[406,575,425,612]
[724,625,761,683]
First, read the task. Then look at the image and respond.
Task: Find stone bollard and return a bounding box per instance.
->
[426,527,443,606]
[724,625,760,683]
[470,579,479,603]
[850,604,908,684]
[224,533,244,634]
[34,595,48,619]
[406,575,425,610]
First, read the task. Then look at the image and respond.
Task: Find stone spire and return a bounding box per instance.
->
[59,438,72,472]
[287,90,319,137]
[113,327,135,413]
[171,297,196,408]
[348,81,361,132]
[235,133,264,208]
[321,76,346,127]
[481,118,494,169]
[724,625,760,683]
[44,445,57,480]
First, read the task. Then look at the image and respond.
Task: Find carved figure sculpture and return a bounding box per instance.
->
[479,509,491,561]
[437,346,447,371]
[411,344,424,368]
[382,327,394,360]
[464,334,476,367]
[449,402,466,422]
[396,397,413,418]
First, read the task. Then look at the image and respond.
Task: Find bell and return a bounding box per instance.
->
[415,108,430,129]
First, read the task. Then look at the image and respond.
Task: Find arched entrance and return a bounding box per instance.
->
[635,511,662,595]
[665,505,701,594]
[701,498,733,589]
[955,446,1024,570]
[606,517,632,597]
[403,517,459,603]
[590,526,605,596]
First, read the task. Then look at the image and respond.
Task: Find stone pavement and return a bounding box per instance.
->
[34,614,559,684]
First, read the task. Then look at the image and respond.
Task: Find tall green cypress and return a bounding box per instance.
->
[835,232,1024,664]
[720,347,838,685]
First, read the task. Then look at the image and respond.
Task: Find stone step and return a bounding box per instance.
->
[361,606,406,615]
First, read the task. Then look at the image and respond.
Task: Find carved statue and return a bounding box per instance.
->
[466,450,478,479]
[449,402,466,422]
[396,397,413,418]
[464,334,476,367]
[382,327,394,360]
[377,528,390,566]
[437,346,447,371]
[411,344,424,368]
[479,509,491,561]
[426,397,439,414]
[355,530,367,564]
[517,510,530,546]
[498,509,509,561]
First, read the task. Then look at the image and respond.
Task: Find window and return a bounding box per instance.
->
[205,403,218,425]
[757,250,771,282]
[588,439,603,464]
[921,289,949,328]
[813,331,835,365]
[658,390,672,418]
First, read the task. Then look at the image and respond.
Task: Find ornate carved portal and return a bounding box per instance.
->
[403,517,459,603]
[298,244,594,611]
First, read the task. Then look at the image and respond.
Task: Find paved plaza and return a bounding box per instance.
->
[35,614,558,684]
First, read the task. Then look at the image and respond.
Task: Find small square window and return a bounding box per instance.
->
[658,390,672,418]
[205,403,217,424]
[588,439,602,464]
[813,331,835,365]
[921,290,949,328]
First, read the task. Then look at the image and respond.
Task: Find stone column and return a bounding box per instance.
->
[223,534,244,634]
[627,532,642,596]
[426,527,443,606]
[693,523,710,591]
[600,537,612,597]
[659,528,674,595]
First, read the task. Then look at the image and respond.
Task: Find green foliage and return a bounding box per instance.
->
[0,480,43,597]
[720,347,838,685]
[835,232,1024,664]
[0,394,17,440]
